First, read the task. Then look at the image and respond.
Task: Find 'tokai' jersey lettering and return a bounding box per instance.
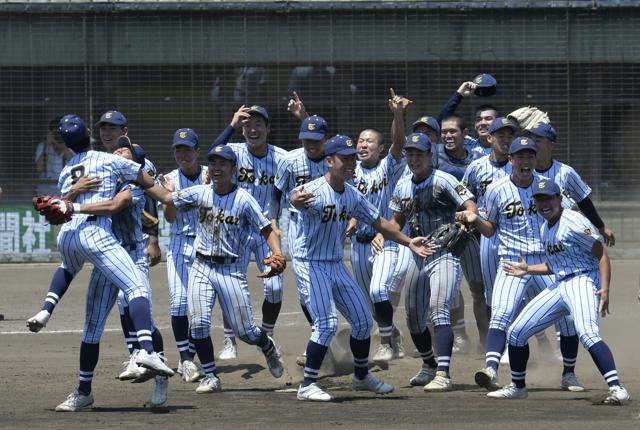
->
[536,159,592,209]
[463,155,512,218]
[58,150,141,231]
[485,174,548,257]
[292,177,379,261]
[166,166,208,237]
[227,142,288,217]
[354,154,406,238]
[390,169,474,236]
[541,209,602,279]
[172,185,269,259]
[275,147,327,210]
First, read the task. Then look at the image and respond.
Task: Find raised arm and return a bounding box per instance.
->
[388,88,411,162]
[287,91,309,122]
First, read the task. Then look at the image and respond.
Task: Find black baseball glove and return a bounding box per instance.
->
[425,223,475,257]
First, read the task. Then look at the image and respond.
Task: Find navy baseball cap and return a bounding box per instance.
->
[411,116,441,134]
[172,128,199,148]
[527,122,557,142]
[58,114,89,147]
[207,144,237,164]
[533,179,561,197]
[324,135,356,156]
[473,73,497,97]
[509,137,538,155]
[247,105,269,123]
[98,110,128,127]
[299,115,328,141]
[131,144,146,166]
[404,132,432,152]
[488,117,518,134]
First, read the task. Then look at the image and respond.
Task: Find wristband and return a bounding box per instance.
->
[73,203,81,213]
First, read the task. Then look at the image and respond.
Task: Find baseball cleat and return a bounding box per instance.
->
[603,385,629,404]
[295,351,307,367]
[475,367,500,391]
[119,350,146,380]
[487,383,528,399]
[218,337,237,360]
[452,335,471,354]
[181,360,204,383]
[297,383,333,402]
[391,331,405,359]
[195,374,222,394]
[26,310,51,333]
[410,366,437,386]
[263,339,284,378]
[136,350,175,377]
[151,376,168,406]
[423,371,452,392]
[352,373,394,395]
[561,372,585,392]
[55,390,94,412]
[372,343,394,364]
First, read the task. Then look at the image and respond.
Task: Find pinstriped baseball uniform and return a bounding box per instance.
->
[56,151,147,304]
[463,155,512,299]
[228,142,288,303]
[509,209,604,349]
[274,147,327,303]
[350,154,406,304]
[536,159,592,209]
[165,166,208,317]
[171,184,269,343]
[292,176,378,346]
[464,136,492,158]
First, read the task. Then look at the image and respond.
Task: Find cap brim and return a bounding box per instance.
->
[404,143,431,152]
[509,148,537,155]
[248,111,269,122]
[98,120,126,127]
[474,86,497,97]
[490,124,517,134]
[207,153,236,163]
[299,131,326,140]
[533,191,558,198]
[334,148,357,156]
[172,141,198,147]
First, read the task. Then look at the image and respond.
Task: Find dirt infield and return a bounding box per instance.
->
[2,261,640,429]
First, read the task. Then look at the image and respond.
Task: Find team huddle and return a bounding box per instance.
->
[26,77,629,410]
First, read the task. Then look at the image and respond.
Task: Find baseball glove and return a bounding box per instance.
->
[32,195,74,225]
[507,106,550,130]
[425,223,475,257]
[258,253,286,278]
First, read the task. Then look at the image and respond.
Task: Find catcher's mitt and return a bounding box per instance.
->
[258,253,286,278]
[507,106,550,131]
[32,195,74,225]
[425,223,475,257]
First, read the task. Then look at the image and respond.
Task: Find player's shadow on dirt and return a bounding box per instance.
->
[68,405,197,414]
[217,363,265,379]
[331,395,410,403]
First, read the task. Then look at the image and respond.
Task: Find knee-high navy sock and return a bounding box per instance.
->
[119,312,133,354]
[261,300,282,335]
[123,307,140,352]
[560,335,579,375]
[373,301,394,343]
[434,325,453,374]
[588,341,620,387]
[486,328,506,370]
[192,336,217,376]
[171,315,192,362]
[411,330,437,368]
[509,343,529,388]
[78,342,99,395]
[350,336,371,380]
[152,328,164,354]
[128,297,153,353]
[301,303,313,326]
[303,341,328,386]
[42,268,74,314]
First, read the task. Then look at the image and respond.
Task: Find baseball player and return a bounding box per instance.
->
[208,104,288,360]
[349,90,408,365]
[457,137,580,392]
[434,114,486,353]
[527,122,615,246]
[290,134,435,401]
[162,128,208,383]
[389,132,478,392]
[488,178,629,403]
[145,144,285,394]
[31,115,173,412]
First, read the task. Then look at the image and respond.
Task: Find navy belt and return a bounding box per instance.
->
[355,234,376,244]
[122,243,137,251]
[86,215,97,222]
[196,252,237,265]
[558,269,591,282]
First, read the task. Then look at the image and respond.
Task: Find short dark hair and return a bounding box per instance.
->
[475,104,500,118]
[441,115,467,132]
[359,128,384,145]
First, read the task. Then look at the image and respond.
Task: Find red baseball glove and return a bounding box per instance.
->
[32,195,74,225]
[258,253,286,278]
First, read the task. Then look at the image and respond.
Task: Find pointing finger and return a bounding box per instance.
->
[389,88,396,98]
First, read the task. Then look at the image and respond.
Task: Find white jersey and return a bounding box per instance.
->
[227,142,288,217]
[166,166,208,237]
[111,183,145,248]
[535,159,592,209]
[484,174,549,257]
[58,150,141,231]
[389,169,474,236]
[275,147,327,208]
[353,154,406,239]
[463,155,512,218]
[464,136,491,157]
[432,145,483,181]
[172,184,269,259]
[541,209,601,279]
[292,176,379,262]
